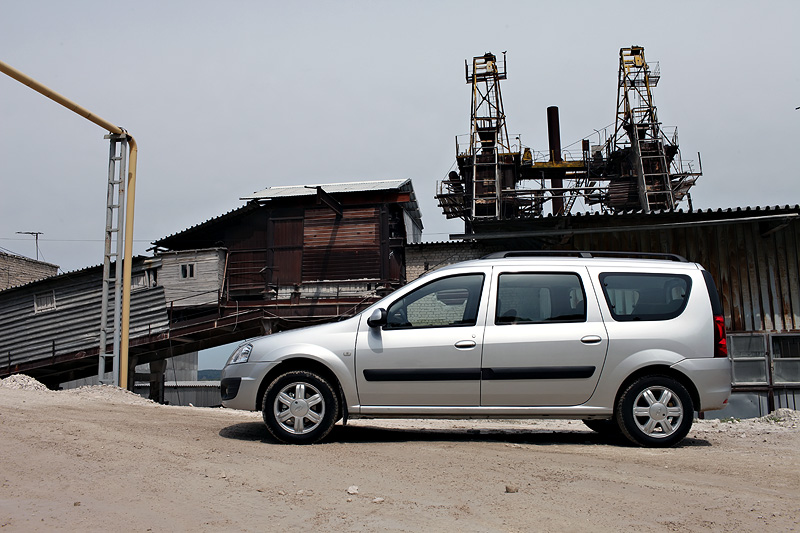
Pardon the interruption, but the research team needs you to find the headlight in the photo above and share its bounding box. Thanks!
[227,343,253,365]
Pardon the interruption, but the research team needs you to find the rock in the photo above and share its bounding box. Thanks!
[505,484,519,493]
[347,485,359,495]
[372,497,385,503]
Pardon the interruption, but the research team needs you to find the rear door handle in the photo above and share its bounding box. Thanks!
[455,340,477,349]
[580,335,603,345]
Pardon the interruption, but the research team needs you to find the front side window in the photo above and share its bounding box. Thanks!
[495,272,586,324]
[385,274,484,329]
[600,273,691,321]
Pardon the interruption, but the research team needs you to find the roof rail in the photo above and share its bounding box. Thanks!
[481,250,688,262]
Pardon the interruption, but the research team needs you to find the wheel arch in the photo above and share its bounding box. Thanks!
[614,364,700,415]
[255,357,347,421]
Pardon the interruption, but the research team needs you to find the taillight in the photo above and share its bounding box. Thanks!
[713,315,727,358]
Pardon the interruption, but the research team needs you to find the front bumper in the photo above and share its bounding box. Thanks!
[220,360,279,411]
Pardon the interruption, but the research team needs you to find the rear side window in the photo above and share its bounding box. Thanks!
[600,272,692,321]
[495,272,586,324]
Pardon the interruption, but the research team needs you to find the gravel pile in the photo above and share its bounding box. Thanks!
[0,374,49,391]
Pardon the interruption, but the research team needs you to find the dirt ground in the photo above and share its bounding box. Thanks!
[1,376,799,532]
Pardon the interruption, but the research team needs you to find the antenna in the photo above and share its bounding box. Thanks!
[15,231,43,261]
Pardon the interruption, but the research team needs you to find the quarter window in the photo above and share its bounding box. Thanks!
[600,273,691,321]
[495,273,586,324]
[385,274,484,329]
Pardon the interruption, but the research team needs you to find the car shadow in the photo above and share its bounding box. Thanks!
[218,422,712,447]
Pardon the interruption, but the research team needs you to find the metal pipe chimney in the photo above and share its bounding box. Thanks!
[547,106,564,214]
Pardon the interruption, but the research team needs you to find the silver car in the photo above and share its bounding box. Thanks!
[221,252,731,447]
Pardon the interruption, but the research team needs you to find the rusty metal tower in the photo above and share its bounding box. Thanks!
[607,46,700,213]
[437,52,523,232]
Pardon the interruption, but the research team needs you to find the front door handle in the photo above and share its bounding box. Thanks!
[581,335,603,345]
[455,340,477,349]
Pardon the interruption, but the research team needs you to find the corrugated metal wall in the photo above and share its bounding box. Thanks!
[0,270,169,369]
[569,219,800,334]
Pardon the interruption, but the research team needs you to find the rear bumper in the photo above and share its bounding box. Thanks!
[671,357,732,411]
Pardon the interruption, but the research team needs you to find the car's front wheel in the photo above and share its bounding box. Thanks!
[616,375,693,447]
[262,370,339,444]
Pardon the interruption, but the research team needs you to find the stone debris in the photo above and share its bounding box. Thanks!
[347,485,359,495]
[0,374,49,391]
[372,497,385,503]
[505,484,519,493]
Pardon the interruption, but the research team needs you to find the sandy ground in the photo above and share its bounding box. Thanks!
[1,375,799,532]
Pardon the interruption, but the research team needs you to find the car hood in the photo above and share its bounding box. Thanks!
[242,314,363,362]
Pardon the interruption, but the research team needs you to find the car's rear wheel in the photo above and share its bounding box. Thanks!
[616,375,693,447]
[262,370,338,444]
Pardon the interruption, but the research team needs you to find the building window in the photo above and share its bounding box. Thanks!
[772,335,800,384]
[34,291,56,313]
[728,334,768,385]
[131,272,148,290]
[180,263,195,279]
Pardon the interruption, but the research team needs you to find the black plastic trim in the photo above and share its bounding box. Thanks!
[220,377,242,401]
[482,366,596,380]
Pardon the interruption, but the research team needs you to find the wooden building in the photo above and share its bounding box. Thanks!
[152,179,422,334]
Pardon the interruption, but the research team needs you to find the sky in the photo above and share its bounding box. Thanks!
[1,1,798,367]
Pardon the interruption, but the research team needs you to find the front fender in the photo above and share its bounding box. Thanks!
[265,343,359,413]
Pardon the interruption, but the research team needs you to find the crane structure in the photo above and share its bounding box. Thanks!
[436,46,702,234]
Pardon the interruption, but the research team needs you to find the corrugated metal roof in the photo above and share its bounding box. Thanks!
[155,179,424,248]
[243,178,423,230]
[241,179,413,200]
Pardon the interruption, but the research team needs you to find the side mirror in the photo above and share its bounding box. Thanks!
[367,308,387,328]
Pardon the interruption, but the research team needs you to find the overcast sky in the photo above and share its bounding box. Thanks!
[2,1,798,273]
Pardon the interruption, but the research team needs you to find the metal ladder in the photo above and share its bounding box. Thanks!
[630,112,674,213]
[471,142,500,219]
[98,134,127,385]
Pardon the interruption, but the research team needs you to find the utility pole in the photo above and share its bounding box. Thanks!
[15,231,43,260]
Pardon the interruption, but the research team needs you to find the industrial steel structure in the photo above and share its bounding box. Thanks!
[436,47,702,232]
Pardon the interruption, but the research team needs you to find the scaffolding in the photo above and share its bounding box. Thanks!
[436,46,702,233]
[605,46,700,213]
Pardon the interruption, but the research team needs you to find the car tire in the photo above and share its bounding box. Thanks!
[582,418,620,435]
[262,370,339,444]
[616,375,693,448]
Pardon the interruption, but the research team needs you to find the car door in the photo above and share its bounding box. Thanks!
[355,270,489,406]
[480,267,609,406]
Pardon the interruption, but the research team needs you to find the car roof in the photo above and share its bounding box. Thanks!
[433,254,701,274]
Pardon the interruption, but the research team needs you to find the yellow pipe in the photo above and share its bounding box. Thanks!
[119,136,136,389]
[0,59,136,389]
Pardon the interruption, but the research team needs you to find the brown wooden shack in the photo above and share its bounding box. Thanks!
[152,179,422,338]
